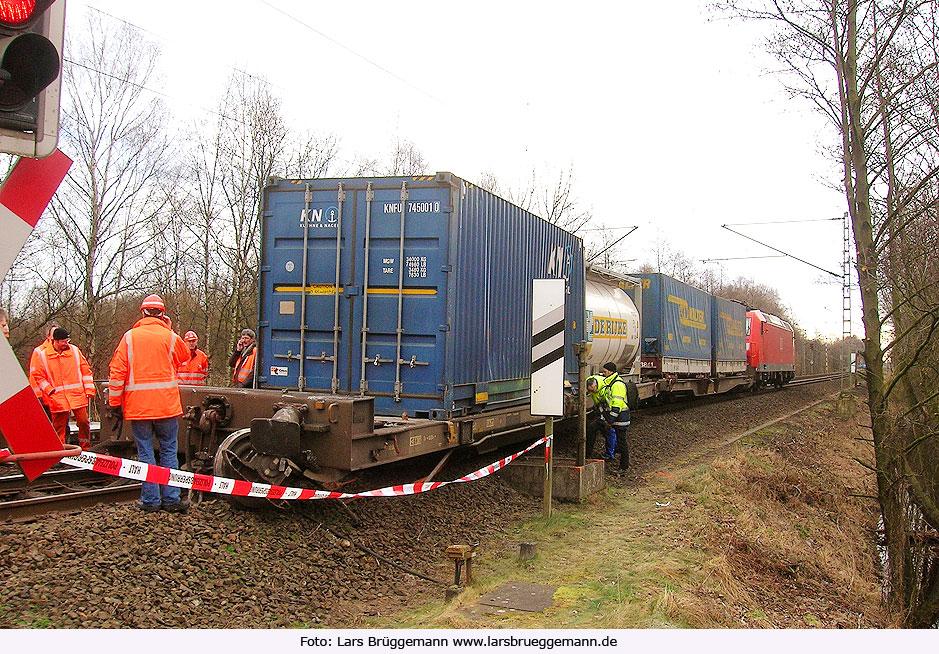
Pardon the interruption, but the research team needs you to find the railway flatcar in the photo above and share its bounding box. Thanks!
[105,173,602,493]
[93,172,798,498]
[746,309,796,386]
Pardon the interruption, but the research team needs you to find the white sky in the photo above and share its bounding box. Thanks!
[65,0,859,339]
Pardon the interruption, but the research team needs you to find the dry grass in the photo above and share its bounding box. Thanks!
[368,394,895,629]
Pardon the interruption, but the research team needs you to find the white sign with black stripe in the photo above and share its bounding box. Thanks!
[531,279,566,417]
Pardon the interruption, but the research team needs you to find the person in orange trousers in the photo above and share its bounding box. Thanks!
[28,327,96,449]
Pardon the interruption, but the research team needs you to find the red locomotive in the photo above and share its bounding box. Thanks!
[746,310,796,387]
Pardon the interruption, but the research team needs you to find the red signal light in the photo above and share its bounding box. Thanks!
[0,1,37,26]
[0,1,57,31]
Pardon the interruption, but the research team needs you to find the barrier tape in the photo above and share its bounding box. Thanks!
[58,436,549,500]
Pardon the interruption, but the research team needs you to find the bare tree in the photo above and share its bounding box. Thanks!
[639,233,701,284]
[354,135,429,176]
[283,130,342,179]
[486,165,594,233]
[718,0,939,625]
[41,12,172,372]
[214,72,289,341]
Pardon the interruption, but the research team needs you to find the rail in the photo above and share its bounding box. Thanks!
[789,372,848,386]
[0,468,141,523]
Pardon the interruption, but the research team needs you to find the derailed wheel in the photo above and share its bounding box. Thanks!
[213,428,284,510]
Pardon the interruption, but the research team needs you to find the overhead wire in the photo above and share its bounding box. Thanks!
[69,4,362,169]
[255,0,445,105]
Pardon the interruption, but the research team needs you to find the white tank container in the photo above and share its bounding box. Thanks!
[585,279,641,369]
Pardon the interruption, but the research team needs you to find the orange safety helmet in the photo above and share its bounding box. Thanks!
[183,330,198,341]
[140,294,165,312]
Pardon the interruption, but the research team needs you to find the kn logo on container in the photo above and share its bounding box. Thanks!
[546,245,573,282]
[298,206,339,227]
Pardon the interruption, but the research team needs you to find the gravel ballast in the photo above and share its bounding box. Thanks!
[0,381,844,628]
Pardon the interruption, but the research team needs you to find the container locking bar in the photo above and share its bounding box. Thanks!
[394,182,408,402]
[360,182,374,395]
[331,183,345,393]
[298,183,312,391]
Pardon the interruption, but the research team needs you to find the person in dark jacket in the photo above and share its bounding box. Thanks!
[229,328,257,388]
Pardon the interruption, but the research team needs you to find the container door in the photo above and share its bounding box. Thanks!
[353,181,450,414]
[262,182,352,392]
[261,179,450,413]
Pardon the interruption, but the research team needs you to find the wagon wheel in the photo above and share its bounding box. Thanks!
[213,428,285,510]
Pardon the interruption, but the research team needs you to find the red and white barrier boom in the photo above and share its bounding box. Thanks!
[0,150,73,480]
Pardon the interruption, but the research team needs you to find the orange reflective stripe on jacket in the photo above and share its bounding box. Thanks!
[29,342,96,413]
[108,317,190,420]
[177,349,209,385]
[232,348,256,386]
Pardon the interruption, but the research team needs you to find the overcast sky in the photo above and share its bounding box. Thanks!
[65,0,859,339]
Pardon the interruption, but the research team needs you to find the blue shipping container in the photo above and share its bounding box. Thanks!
[258,172,585,419]
[637,272,712,375]
[711,296,747,374]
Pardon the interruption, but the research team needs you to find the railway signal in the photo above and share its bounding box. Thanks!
[0,0,65,158]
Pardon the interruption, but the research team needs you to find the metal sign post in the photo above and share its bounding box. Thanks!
[532,279,565,518]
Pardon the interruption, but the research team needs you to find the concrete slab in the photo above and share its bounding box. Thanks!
[499,456,605,501]
[477,581,558,612]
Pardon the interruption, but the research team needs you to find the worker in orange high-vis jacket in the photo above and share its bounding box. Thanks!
[229,328,257,388]
[109,294,191,513]
[28,323,58,410]
[28,327,96,449]
[176,330,209,386]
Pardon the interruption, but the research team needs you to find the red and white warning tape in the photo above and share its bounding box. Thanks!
[58,436,550,500]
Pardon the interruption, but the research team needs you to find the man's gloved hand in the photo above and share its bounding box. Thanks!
[109,405,123,422]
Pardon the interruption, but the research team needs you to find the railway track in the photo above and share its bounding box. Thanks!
[635,371,847,416]
[0,467,141,523]
[788,372,850,386]
[0,373,849,523]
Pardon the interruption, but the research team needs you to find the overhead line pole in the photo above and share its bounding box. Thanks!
[840,212,853,409]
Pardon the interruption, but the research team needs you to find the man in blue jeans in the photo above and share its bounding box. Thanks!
[130,419,185,510]
[599,362,631,471]
[108,294,191,512]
